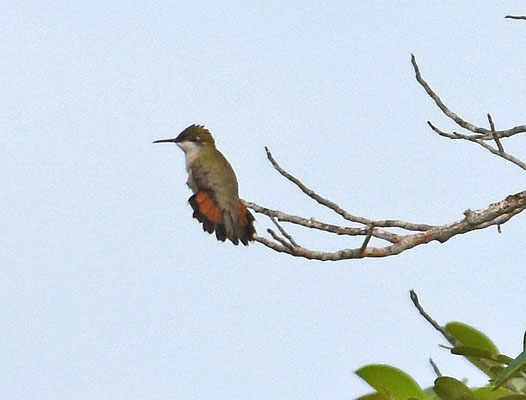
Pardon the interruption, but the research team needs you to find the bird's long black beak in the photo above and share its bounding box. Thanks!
[153,138,179,144]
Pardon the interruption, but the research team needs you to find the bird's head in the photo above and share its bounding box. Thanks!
[153,125,215,153]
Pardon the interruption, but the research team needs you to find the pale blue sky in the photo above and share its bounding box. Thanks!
[2,2,525,399]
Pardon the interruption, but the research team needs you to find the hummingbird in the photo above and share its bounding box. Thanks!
[154,125,256,245]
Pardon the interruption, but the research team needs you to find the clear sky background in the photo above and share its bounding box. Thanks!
[2,2,525,399]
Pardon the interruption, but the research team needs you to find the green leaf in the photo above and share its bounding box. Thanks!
[497,396,526,400]
[446,323,501,378]
[446,323,499,355]
[492,351,526,389]
[471,386,524,400]
[424,386,441,400]
[433,377,474,400]
[489,366,505,376]
[452,346,497,360]
[356,364,425,400]
[356,393,390,400]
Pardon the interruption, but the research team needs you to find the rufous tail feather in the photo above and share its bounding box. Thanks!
[188,191,255,245]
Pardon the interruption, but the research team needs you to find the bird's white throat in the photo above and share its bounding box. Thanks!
[177,141,201,171]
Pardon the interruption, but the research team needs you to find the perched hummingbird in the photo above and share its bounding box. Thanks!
[154,125,256,245]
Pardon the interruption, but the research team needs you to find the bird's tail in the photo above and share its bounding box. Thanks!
[189,191,256,245]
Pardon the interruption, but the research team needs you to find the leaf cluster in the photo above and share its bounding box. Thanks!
[356,324,526,400]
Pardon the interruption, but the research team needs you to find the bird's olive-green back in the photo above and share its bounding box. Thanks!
[190,145,240,209]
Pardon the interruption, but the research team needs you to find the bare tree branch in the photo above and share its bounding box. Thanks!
[244,201,402,243]
[249,190,525,261]
[246,54,525,261]
[411,54,526,140]
[505,15,526,20]
[412,54,526,170]
[427,122,526,171]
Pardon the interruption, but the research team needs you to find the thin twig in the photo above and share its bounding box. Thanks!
[488,113,504,154]
[245,201,401,243]
[505,15,526,20]
[271,217,299,247]
[409,290,458,345]
[429,358,443,377]
[263,148,437,231]
[264,146,370,225]
[359,225,374,254]
[469,140,526,170]
[412,54,484,135]
[267,228,293,250]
